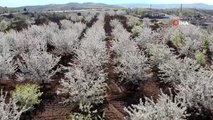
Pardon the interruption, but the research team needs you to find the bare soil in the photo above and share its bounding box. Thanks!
[0,14,212,120]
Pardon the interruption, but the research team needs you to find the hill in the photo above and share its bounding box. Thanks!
[16,2,121,12]
[119,3,213,10]
[0,6,16,14]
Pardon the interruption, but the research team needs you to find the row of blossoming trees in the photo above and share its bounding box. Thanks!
[113,18,213,119]
[0,12,105,119]
[109,15,213,119]
[0,10,213,120]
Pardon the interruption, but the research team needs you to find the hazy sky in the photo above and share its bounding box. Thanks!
[1,0,213,7]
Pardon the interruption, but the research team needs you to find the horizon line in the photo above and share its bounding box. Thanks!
[1,2,213,8]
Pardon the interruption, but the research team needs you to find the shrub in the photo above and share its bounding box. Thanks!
[158,50,213,111]
[17,51,61,82]
[0,32,4,38]
[2,27,48,56]
[195,50,206,65]
[135,8,144,15]
[208,32,213,52]
[134,27,160,50]
[177,69,213,111]
[125,15,142,27]
[111,20,149,83]
[76,18,107,73]
[106,10,116,16]
[0,39,17,79]
[69,101,104,120]
[59,20,73,30]
[83,18,105,41]
[0,20,10,32]
[49,29,80,55]
[0,53,17,79]
[202,35,209,50]
[164,25,203,43]
[110,19,122,29]
[58,18,107,104]
[60,20,86,31]
[179,37,202,58]
[164,25,204,57]
[115,10,126,15]
[43,22,59,32]
[170,31,184,48]
[49,22,86,56]
[12,84,42,110]
[83,13,95,23]
[111,19,131,45]
[0,90,31,120]
[207,24,213,34]
[142,18,151,28]
[34,15,49,25]
[124,92,188,120]
[58,66,106,104]
[76,40,107,74]
[132,25,142,37]
[159,57,199,85]
[115,51,149,84]
[66,13,83,22]
[146,43,174,66]
[111,20,136,55]
[10,18,30,31]
[112,37,138,56]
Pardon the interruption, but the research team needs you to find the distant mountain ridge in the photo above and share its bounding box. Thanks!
[15,2,121,12]
[119,3,213,10]
[3,2,213,12]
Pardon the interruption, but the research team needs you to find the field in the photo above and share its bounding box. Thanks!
[0,10,213,120]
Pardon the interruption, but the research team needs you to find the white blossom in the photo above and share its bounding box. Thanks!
[58,67,106,104]
[159,57,199,85]
[49,22,86,55]
[111,20,148,83]
[164,25,204,57]
[66,13,83,22]
[115,51,149,83]
[126,15,142,27]
[115,10,126,15]
[76,17,107,73]
[142,18,151,28]
[0,38,17,79]
[17,51,60,82]
[0,90,31,120]
[177,69,213,111]
[124,92,187,120]
[146,43,174,65]
[2,27,47,55]
[135,27,160,50]
[111,19,133,55]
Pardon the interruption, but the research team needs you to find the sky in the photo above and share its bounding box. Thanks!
[0,0,213,7]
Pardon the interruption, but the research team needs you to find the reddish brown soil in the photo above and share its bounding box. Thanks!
[78,14,98,40]
[0,79,73,120]
[138,66,176,102]
[103,15,145,120]
[104,15,127,119]
[22,103,74,120]
[186,106,213,120]
[1,14,212,120]
[206,48,212,66]
[20,15,102,119]
[102,15,182,119]
[113,15,132,33]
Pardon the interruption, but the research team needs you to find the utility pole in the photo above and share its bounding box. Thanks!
[179,4,183,19]
[150,4,152,16]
